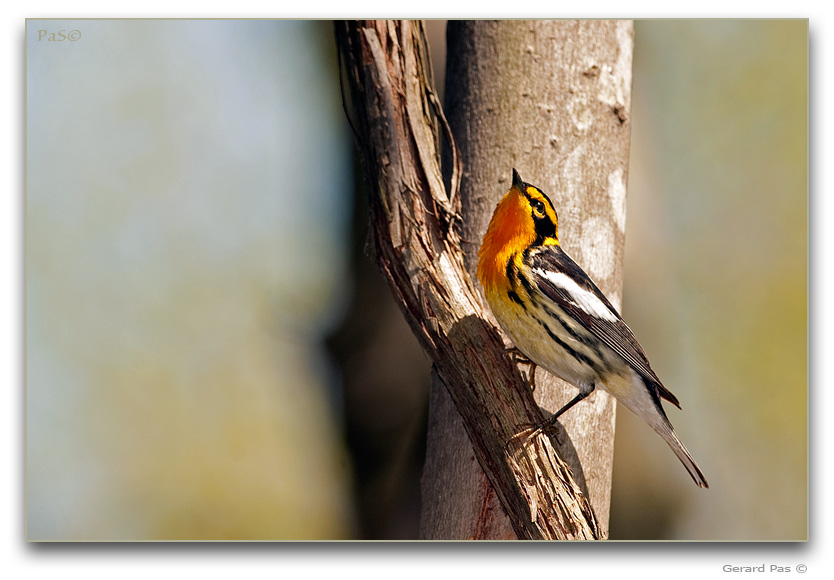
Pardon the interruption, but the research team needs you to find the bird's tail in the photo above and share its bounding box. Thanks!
[601,372,709,488]
[653,420,709,488]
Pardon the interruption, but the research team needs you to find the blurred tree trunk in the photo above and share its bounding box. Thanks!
[335,19,602,540]
[420,20,634,539]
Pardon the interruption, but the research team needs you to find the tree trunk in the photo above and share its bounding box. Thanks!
[421,20,634,539]
[335,19,602,540]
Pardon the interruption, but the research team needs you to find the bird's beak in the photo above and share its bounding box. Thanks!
[512,168,525,192]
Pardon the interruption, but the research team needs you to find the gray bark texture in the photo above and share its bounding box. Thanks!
[335,20,603,540]
[420,20,634,539]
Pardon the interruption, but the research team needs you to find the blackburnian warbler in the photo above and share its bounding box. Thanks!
[477,169,708,488]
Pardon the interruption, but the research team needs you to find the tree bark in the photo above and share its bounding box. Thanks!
[421,20,633,539]
[335,19,601,540]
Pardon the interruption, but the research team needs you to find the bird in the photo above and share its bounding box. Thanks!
[477,168,708,488]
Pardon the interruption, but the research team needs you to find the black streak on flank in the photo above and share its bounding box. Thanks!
[505,259,517,286]
[505,259,525,309]
[534,316,599,371]
[538,300,598,350]
[508,289,525,308]
[518,270,538,307]
[535,300,609,374]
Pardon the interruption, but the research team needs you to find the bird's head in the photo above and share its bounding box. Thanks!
[477,169,560,291]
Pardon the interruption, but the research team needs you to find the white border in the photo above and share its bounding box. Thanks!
[6,2,828,578]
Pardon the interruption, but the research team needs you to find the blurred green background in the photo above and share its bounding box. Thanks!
[26,19,806,540]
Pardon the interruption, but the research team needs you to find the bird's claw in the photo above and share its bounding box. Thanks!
[506,418,562,451]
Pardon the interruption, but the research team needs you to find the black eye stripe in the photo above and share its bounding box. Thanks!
[524,191,557,244]
[525,186,556,212]
[526,194,546,214]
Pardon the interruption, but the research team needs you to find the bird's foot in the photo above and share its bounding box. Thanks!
[506,416,562,450]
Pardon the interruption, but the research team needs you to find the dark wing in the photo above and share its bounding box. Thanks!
[528,245,681,408]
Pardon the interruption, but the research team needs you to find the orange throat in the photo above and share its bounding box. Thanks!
[477,194,535,294]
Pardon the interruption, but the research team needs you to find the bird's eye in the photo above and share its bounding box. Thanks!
[531,199,545,214]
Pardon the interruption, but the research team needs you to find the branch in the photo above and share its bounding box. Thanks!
[335,19,601,540]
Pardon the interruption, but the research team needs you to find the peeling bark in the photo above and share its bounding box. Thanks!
[336,20,603,540]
